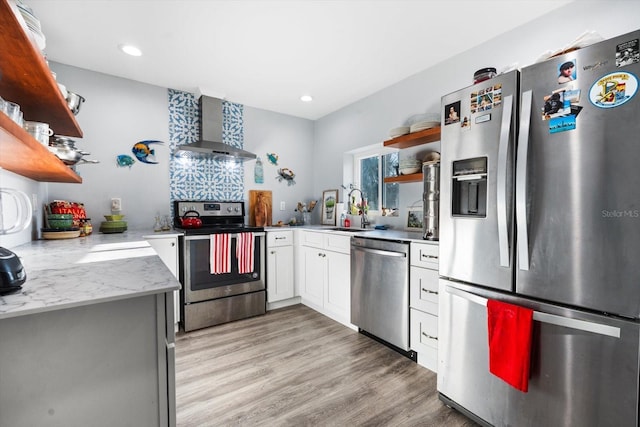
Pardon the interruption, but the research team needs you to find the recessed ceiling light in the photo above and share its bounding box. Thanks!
[118,44,142,57]
[300,95,313,102]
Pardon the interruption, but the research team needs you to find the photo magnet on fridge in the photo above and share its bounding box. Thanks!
[558,59,577,84]
[549,115,576,134]
[616,39,639,68]
[445,101,461,125]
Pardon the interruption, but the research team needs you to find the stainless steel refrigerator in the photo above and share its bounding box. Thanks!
[437,30,640,427]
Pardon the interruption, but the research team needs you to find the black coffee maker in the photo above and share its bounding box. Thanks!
[0,246,26,295]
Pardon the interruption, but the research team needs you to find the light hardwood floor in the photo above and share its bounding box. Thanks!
[175,304,477,427]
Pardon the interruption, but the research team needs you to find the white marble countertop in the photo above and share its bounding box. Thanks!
[265,225,438,244]
[0,230,181,320]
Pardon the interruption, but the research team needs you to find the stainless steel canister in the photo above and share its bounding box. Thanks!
[422,162,440,240]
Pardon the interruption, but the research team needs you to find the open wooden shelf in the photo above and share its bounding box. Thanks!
[384,173,423,184]
[383,126,441,149]
[0,112,81,183]
[0,0,82,183]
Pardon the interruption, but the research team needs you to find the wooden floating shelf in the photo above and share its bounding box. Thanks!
[383,126,441,149]
[0,112,81,183]
[0,0,82,183]
[384,173,423,184]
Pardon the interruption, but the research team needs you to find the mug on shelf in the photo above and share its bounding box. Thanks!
[3,101,22,125]
[24,121,54,146]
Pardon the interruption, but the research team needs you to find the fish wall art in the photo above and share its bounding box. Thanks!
[116,154,136,168]
[132,140,164,164]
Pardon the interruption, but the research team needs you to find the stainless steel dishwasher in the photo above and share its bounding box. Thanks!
[351,236,415,360]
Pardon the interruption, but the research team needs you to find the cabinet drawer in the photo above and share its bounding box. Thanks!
[267,230,293,247]
[410,266,439,315]
[323,233,351,254]
[410,242,439,270]
[300,231,324,248]
[410,308,438,351]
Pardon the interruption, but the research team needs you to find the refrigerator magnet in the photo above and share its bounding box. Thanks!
[492,83,502,108]
[616,39,639,68]
[589,71,638,108]
[445,101,461,125]
[541,89,571,120]
[549,115,576,134]
[461,116,471,130]
[558,60,577,84]
[475,113,491,124]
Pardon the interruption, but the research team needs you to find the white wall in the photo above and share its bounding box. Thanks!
[47,62,171,231]
[313,1,640,227]
[243,106,315,224]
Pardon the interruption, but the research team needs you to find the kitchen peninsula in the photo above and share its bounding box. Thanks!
[0,232,180,427]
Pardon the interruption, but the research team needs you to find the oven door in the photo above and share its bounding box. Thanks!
[182,232,265,304]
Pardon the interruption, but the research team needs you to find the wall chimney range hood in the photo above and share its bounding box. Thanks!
[176,96,256,160]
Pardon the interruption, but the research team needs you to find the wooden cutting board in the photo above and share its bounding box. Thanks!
[248,190,272,227]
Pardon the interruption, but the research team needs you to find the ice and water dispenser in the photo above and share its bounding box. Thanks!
[451,157,487,217]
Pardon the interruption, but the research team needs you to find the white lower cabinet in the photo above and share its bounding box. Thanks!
[301,245,326,307]
[324,250,350,318]
[145,235,181,325]
[410,308,439,371]
[267,245,294,302]
[298,230,352,328]
[267,231,295,306]
[409,241,439,372]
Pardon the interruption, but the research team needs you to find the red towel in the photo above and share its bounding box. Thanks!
[487,299,533,392]
[210,234,231,274]
[236,232,255,274]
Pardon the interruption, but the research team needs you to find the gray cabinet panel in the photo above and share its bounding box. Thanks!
[0,294,172,427]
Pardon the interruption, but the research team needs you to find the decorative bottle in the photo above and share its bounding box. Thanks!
[254,157,264,184]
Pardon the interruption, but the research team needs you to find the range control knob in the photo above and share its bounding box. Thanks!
[227,207,233,212]
[234,207,240,213]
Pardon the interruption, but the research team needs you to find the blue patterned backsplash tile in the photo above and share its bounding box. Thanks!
[168,89,245,204]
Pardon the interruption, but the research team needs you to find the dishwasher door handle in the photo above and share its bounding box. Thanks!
[352,246,407,258]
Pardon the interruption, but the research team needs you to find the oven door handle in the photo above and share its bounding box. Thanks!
[184,232,266,240]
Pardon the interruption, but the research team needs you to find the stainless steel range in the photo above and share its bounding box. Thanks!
[173,200,265,332]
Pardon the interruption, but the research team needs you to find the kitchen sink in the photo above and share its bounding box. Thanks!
[329,227,374,233]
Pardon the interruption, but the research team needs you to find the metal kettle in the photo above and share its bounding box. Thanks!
[179,210,203,228]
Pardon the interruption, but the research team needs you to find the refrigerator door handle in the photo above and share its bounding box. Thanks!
[445,285,621,338]
[497,94,513,267]
[516,90,532,270]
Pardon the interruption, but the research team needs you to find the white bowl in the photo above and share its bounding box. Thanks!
[399,166,421,175]
[389,126,410,137]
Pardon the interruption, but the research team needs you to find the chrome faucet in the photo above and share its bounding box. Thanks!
[348,187,370,229]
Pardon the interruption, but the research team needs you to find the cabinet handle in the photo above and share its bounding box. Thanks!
[421,288,438,295]
[422,332,438,341]
[275,237,286,240]
[421,253,438,260]
[171,242,175,247]
[270,250,276,255]
[318,253,326,257]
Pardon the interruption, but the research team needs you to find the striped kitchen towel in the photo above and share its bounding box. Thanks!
[210,234,231,274]
[236,232,255,274]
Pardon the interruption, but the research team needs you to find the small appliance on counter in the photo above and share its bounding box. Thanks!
[0,246,26,295]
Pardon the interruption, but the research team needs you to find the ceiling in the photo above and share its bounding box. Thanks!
[28,0,572,120]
